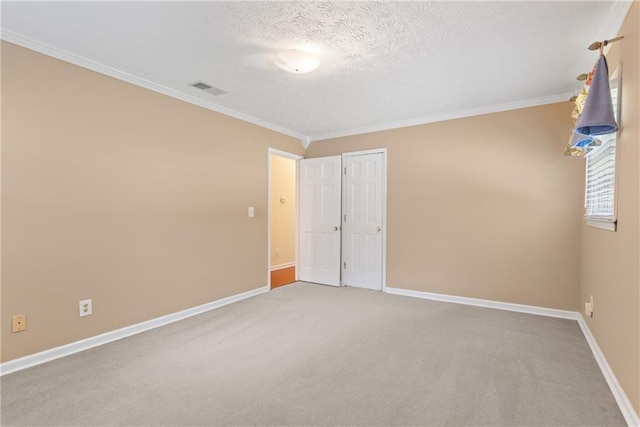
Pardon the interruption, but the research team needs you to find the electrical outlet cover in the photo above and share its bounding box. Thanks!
[12,315,27,332]
[585,302,593,316]
[79,299,92,317]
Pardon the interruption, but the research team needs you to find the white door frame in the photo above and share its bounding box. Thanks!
[341,148,387,291]
[267,148,303,289]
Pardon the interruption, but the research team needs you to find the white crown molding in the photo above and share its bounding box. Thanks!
[309,92,574,142]
[0,29,308,147]
[1,0,632,152]
[602,1,633,41]
[0,29,574,151]
[308,0,633,144]
[385,286,640,426]
[0,285,269,376]
[577,0,632,84]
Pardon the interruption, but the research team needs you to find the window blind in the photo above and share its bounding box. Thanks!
[585,138,616,219]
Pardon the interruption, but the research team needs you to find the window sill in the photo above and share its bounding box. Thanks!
[585,219,617,231]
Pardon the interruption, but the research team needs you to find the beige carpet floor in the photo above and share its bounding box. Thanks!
[0,282,626,426]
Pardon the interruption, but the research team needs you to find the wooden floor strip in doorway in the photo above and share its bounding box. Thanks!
[271,267,296,289]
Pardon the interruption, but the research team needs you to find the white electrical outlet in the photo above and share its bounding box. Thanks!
[585,295,594,317]
[79,299,92,317]
[248,207,255,217]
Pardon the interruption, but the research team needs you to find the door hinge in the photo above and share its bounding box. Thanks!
[344,167,347,175]
[344,214,346,222]
[343,261,346,269]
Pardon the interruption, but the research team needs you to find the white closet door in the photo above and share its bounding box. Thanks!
[342,153,383,290]
[298,156,342,286]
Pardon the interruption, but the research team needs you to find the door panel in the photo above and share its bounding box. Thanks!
[298,156,342,286]
[343,153,383,290]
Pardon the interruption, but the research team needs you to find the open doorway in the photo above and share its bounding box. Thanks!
[268,149,302,289]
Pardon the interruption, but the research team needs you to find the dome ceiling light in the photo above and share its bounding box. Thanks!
[274,49,320,74]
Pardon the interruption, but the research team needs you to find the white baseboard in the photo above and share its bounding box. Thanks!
[0,285,270,376]
[2,283,637,425]
[385,287,578,320]
[385,286,639,426]
[577,316,640,427]
[270,262,296,272]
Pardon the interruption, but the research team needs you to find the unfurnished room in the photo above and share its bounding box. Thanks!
[0,1,639,426]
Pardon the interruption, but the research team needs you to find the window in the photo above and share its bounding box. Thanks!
[585,137,616,217]
[584,70,619,231]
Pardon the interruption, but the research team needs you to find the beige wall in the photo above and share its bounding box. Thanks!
[0,42,304,362]
[307,103,584,311]
[270,155,296,268]
[580,1,640,416]
[3,10,638,415]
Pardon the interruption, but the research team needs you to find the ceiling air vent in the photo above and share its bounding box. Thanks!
[189,81,227,96]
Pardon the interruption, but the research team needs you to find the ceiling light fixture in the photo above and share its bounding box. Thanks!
[274,49,320,74]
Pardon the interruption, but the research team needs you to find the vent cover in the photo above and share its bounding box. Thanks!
[190,81,227,96]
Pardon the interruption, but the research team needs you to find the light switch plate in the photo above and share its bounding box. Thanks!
[248,207,255,217]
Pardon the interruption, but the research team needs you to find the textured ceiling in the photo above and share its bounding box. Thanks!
[1,1,631,144]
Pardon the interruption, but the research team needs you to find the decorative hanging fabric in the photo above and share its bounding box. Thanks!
[563,129,601,157]
[564,133,587,157]
[563,36,622,158]
[575,54,618,136]
[572,87,589,119]
[564,65,596,157]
